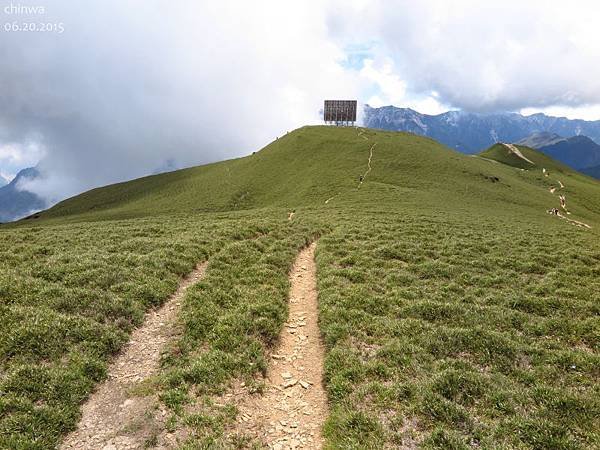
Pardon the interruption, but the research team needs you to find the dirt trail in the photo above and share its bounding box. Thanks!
[358,142,376,188]
[556,211,592,229]
[226,243,327,449]
[503,143,535,165]
[60,262,208,450]
[324,127,375,204]
[471,155,499,164]
[545,171,592,229]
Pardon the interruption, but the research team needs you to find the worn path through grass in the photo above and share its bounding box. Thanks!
[224,242,328,449]
[60,262,208,450]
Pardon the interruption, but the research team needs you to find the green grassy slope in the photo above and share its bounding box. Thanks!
[478,143,537,170]
[2,126,600,448]
[479,143,600,222]
[31,127,600,226]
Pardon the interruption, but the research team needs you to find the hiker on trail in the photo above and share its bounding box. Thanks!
[359,175,364,183]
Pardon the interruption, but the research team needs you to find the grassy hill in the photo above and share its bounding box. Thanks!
[30,126,522,221]
[1,126,599,448]
[479,142,600,220]
[31,127,600,225]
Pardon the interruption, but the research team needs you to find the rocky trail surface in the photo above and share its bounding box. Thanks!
[544,169,592,229]
[224,242,328,449]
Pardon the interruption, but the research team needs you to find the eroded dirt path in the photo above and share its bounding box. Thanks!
[503,143,535,165]
[358,142,376,188]
[228,242,327,449]
[61,262,208,450]
[545,171,592,229]
[325,127,376,204]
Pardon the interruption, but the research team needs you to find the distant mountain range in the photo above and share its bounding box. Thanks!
[363,105,600,154]
[515,132,566,149]
[0,167,46,223]
[513,132,600,178]
[0,162,184,222]
[525,135,600,170]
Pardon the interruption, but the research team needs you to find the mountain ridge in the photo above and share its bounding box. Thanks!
[516,131,566,149]
[363,105,600,153]
[0,167,46,223]
[537,135,600,171]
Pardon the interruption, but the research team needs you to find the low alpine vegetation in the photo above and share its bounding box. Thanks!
[1,126,598,448]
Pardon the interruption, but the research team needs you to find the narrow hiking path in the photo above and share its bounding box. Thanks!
[226,242,327,449]
[544,169,592,229]
[61,262,208,450]
[471,155,499,164]
[358,142,376,188]
[325,127,376,204]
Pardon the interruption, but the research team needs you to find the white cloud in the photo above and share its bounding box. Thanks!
[0,141,45,182]
[360,58,407,106]
[333,0,600,114]
[0,172,12,185]
[358,58,449,114]
[520,105,600,121]
[0,0,361,202]
[0,142,44,166]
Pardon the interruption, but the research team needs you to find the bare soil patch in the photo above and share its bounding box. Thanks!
[503,143,535,165]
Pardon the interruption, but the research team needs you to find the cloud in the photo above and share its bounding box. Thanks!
[360,58,407,106]
[359,58,449,114]
[349,0,600,113]
[0,0,360,203]
[0,141,45,181]
[520,104,600,121]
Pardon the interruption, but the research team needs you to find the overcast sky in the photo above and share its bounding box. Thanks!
[2,0,600,203]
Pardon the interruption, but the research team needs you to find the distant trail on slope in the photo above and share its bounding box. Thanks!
[324,127,376,204]
[224,242,328,448]
[556,211,592,229]
[358,142,377,188]
[471,155,499,164]
[61,262,208,450]
[503,143,535,165]
[545,170,592,229]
